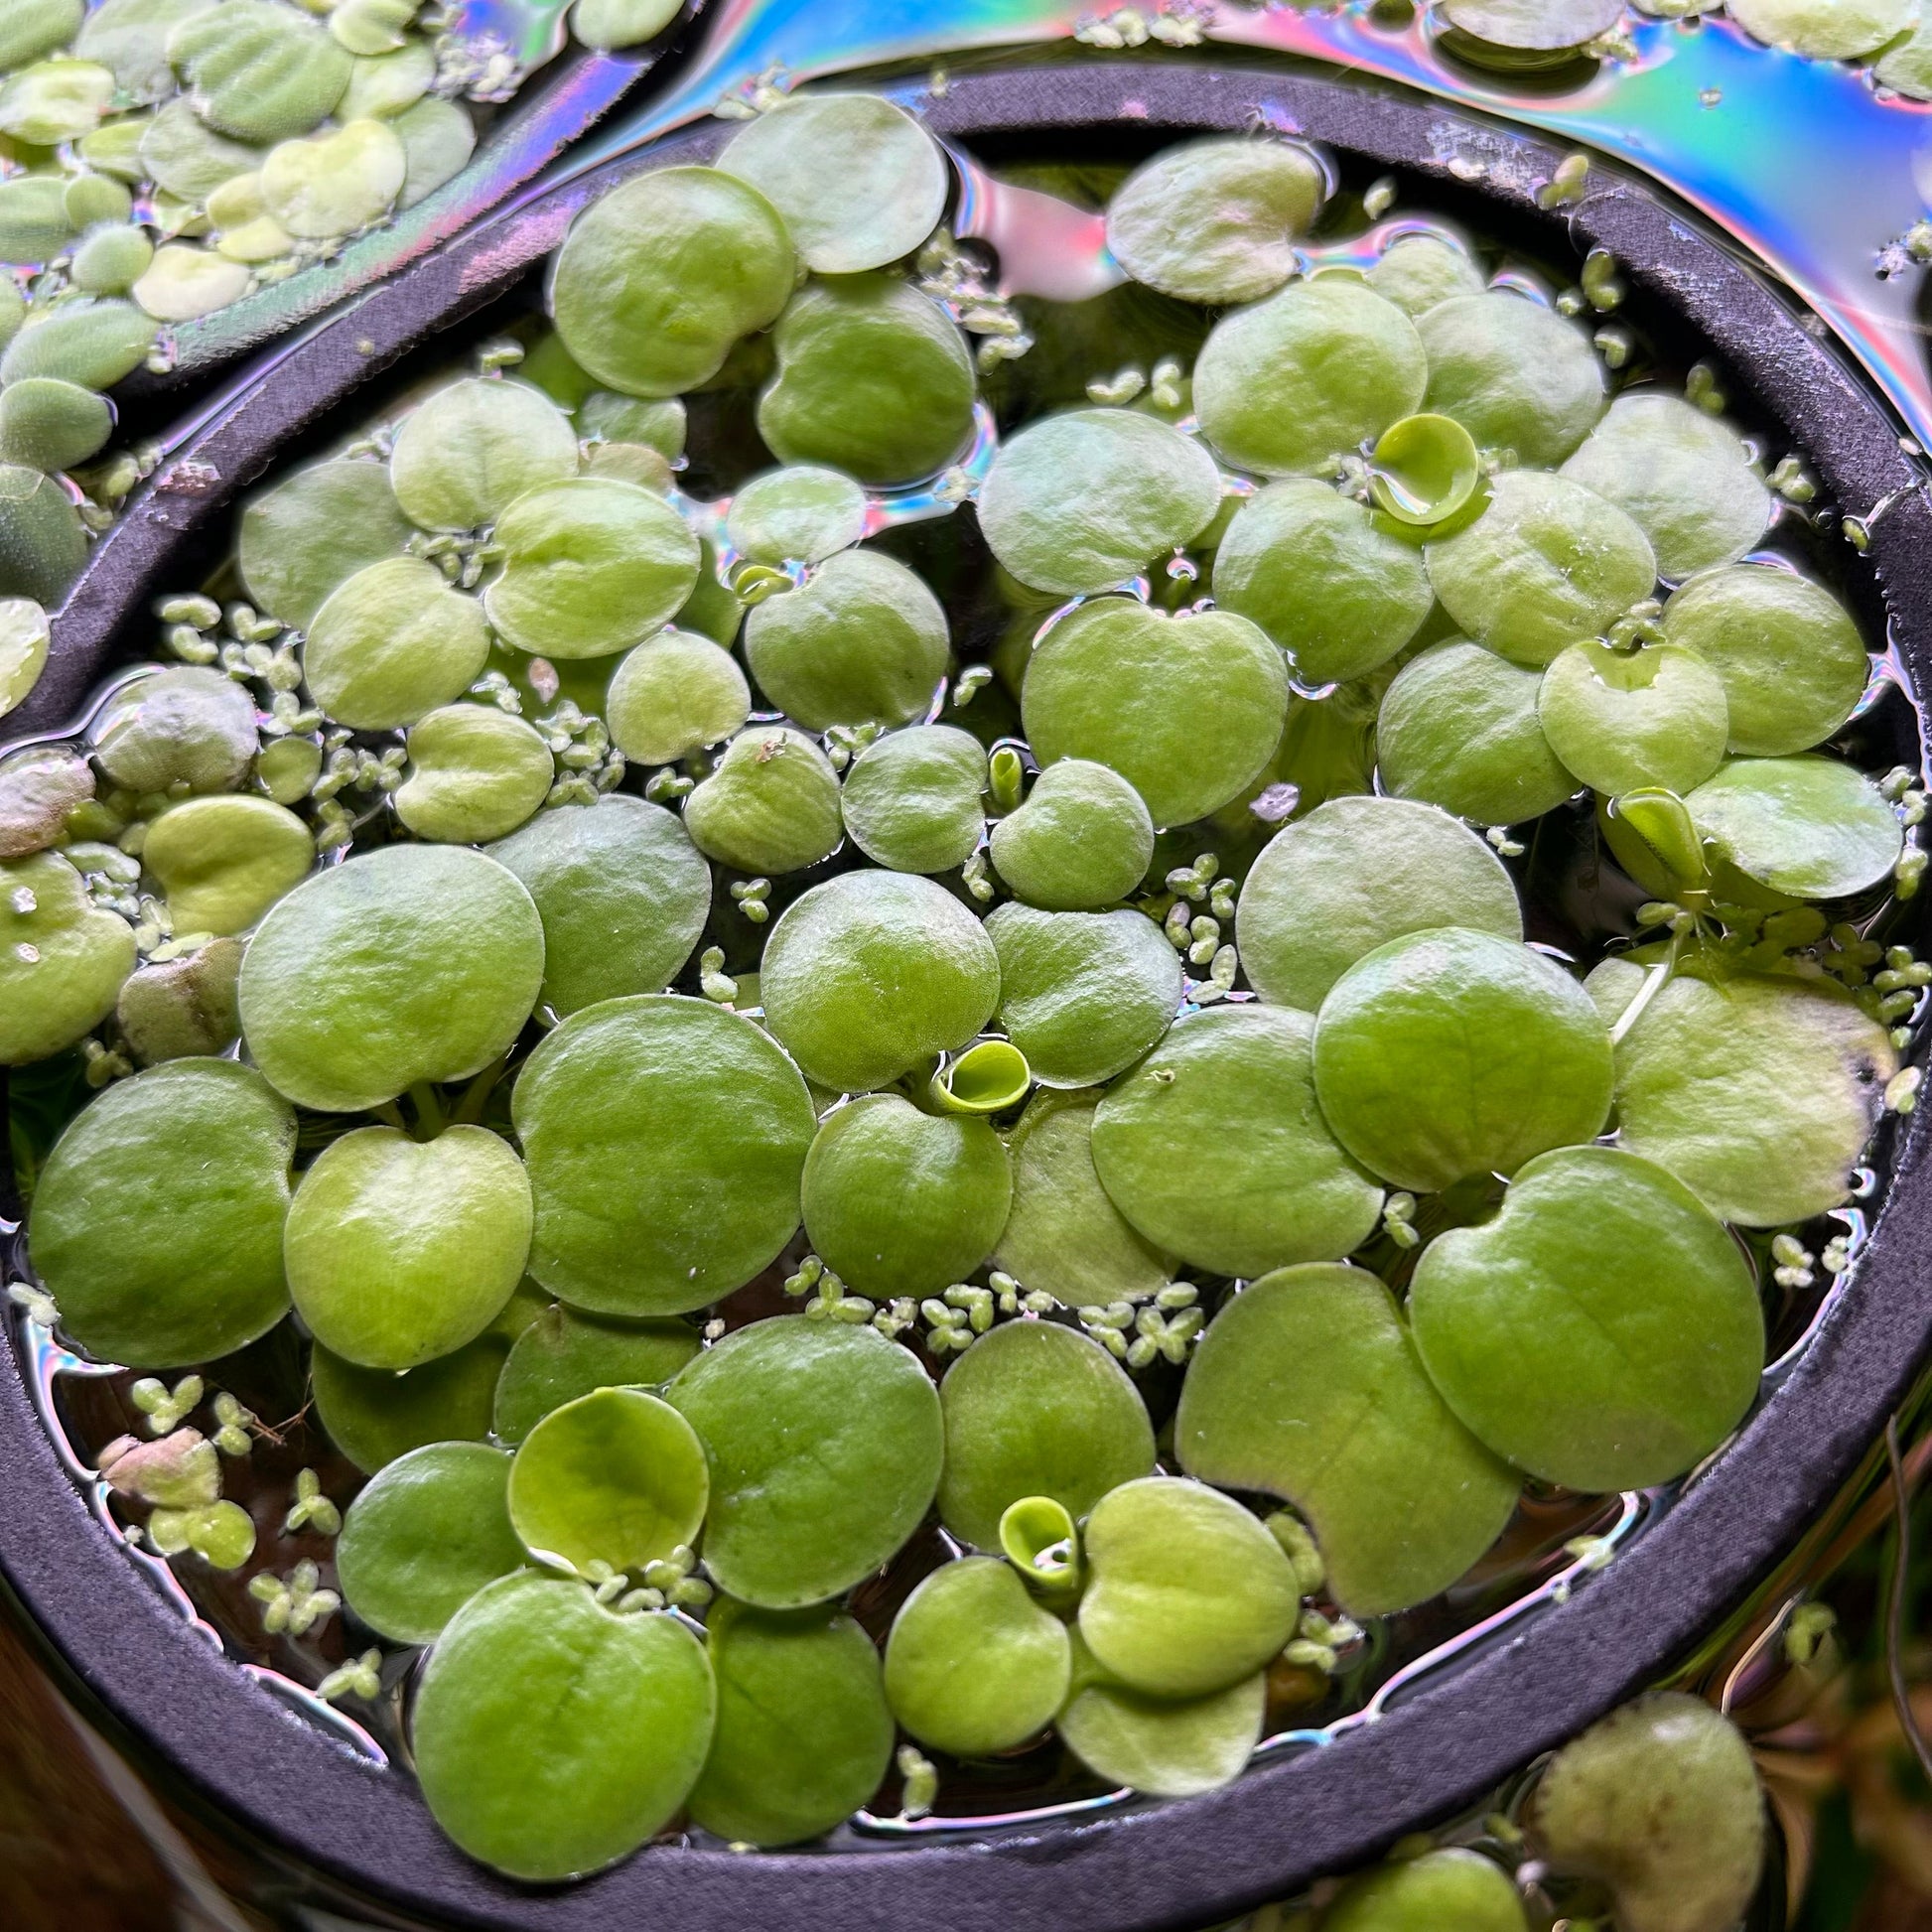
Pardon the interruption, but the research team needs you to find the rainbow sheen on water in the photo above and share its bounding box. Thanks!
[536,0,1932,457]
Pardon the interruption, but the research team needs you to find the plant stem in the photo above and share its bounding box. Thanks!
[408,1081,444,1141]
[453,1055,508,1126]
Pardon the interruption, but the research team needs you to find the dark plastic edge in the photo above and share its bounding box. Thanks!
[1,59,1929,1932]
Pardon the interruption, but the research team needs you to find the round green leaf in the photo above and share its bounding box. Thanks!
[1424,468,1657,669]
[759,869,1000,1092]
[508,1387,708,1576]
[1078,1477,1299,1698]
[840,724,987,874]
[1410,1145,1762,1490]
[1238,795,1522,1011]
[994,1090,1172,1308]
[313,1330,512,1474]
[587,444,673,488]
[759,274,976,486]
[1366,230,1487,317]
[1687,757,1902,900]
[0,849,136,1064]
[1728,0,1911,56]
[412,1574,715,1880]
[988,902,1178,1090]
[801,1093,1012,1300]
[29,1058,293,1368]
[745,548,948,732]
[1377,639,1579,826]
[484,478,699,659]
[151,1498,256,1571]
[1107,137,1323,305]
[137,97,263,202]
[389,377,579,533]
[493,1305,701,1447]
[725,465,867,567]
[258,118,406,240]
[884,1556,1070,1757]
[1561,392,1771,582]
[91,665,258,795]
[240,843,540,1113]
[667,1316,943,1608]
[1024,599,1288,828]
[719,92,947,276]
[988,759,1155,910]
[571,0,683,50]
[117,936,243,1067]
[1588,957,1894,1226]
[1659,564,1870,758]
[392,94,475,209]
[1537,640,1730,797]
[1438,0,1622,53]
[1176,1263,1518,1615]
[606,628,751,768]
[1092,1005,1383,1276]
[142,794,314,936]
[0,462,85,603]
[1212,478,1433,687]
[978,407,1222,598]
[285,1124,530,1370]
[682,724,844,874]
[1319,1849,1530,1932]
[937,1317,1155,1551]
[0,742,87,861]
[67,171,135,229]
[395,704,554,844]
[1058,1633,1266,1799]
[513,995,814,1315]
[1312,926,1613,1192]
[335,1442,522,1643]
[687,1597,895,1847]
[1876,16,1932,95]
[486,795,710,1017]
[1416,292,1605,468]
[340,39,437,118]
[553,166,795,397]
[0,595,49,721]
[1530,1694,1766,1932]
[1195,277,1427,479]
[579,390,686,457]
[304,556,489,730]
[238,455,413,630]
[132,243,251,326]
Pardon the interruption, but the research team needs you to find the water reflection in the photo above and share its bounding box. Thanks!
[539,0,1932,451]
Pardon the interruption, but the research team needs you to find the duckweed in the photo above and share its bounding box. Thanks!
[0,0,683,612]
[1106,137,1324,305]
[4,107,1911,1886]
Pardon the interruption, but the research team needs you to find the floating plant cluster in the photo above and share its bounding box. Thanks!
[0,0,690,617]
[0,90,1916,1904]
[1322,0,1932,86]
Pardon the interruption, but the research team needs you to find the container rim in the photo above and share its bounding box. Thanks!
[3,57,1930,1932]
